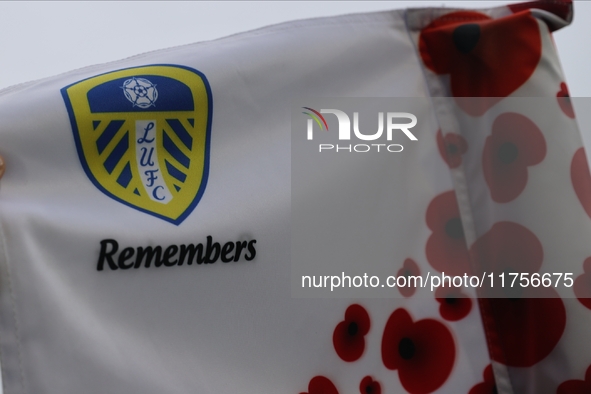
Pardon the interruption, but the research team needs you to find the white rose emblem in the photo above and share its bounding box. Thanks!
[122,77,158,109]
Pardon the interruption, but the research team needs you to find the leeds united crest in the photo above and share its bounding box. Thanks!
[61,65,212,225]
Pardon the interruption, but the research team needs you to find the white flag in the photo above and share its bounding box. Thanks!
[0,1,587,393]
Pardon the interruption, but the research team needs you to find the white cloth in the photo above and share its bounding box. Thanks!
[0,1,586,393]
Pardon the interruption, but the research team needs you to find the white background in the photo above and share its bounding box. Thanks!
[0,1,590,95]
[0,1,590,392]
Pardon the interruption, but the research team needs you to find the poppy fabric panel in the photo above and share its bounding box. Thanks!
[409,0,591,392]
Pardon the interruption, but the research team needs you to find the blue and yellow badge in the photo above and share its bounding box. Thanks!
[61,65,212,225]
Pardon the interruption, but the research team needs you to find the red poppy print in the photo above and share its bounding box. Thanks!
[480,288,566,367]
[571,148,591,219]
[482,113,546,203]
[574,257,591,310]
[469,365,497,394]
[470,221,543,278]
[425,191,471,276]
[557,82,575,118]
[359,376,381,394]
[333,304,370,362]
[471,222,565,366]
[419,11,541,116]
[557,363,591,394]
[381,308,455,394]
[397,258,421,298]
[300,376,339,394]
[435,286,472,321]
[437,129,468,169]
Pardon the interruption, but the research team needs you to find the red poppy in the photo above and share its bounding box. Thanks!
[480,287,566,367]
[437,129,468,169]
[557,82,575,118]
[482,113,546,203]
[435,286,472,321]
[472,221,565,366]
[419,11,541,116]
[574,257,591,310]
[381,308,455,394]
[468,365,497,394]
[425,191,471,276]
[557,363,591,394]
[300,376,339,394]
[397,258,421,298]
[359,376,381,394]
[571,148,591,219]
[333,304,370,362]
[470,221,543,278]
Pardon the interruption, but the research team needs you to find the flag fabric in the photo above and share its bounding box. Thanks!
[0,1,589,393]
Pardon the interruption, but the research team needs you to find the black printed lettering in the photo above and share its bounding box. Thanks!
[162,245,179,267]
[135,246,162,268]
[234,241,247,262]
[221,242,234,263]
[96,237,257,272]
[118,247,135,269]
[97,239,119,271]
[178,243,204,266]
[245,240,257,261]
[204,236,220,264]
